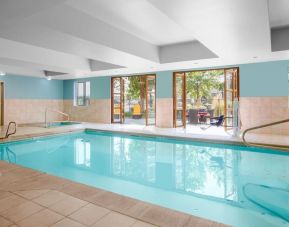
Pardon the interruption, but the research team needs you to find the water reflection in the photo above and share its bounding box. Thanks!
[74,138,91,168]
[109,138,238,202]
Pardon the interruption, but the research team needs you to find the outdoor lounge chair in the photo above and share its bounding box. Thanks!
[201,115,225,130]
[132,104,142,119]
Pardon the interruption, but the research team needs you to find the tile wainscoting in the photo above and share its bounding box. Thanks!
[239,97,289,135]
[4,99,64,124]
[156,98,173,128]
[6,97,288,136]
[63,99,111,123]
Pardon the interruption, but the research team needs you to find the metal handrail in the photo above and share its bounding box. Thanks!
[0,121,17,139]
[5,121,17,138]
[45,109,69,127]
[242,118,289,151]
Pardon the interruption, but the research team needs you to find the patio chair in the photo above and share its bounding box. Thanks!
[200,115,225,130]
[132,104,142,119]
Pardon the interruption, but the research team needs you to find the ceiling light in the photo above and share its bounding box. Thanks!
[46,76,52,81]
[0,71,6,76]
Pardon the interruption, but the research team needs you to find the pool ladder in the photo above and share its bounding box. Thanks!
[0,121,17,139]
[242,118,289,151]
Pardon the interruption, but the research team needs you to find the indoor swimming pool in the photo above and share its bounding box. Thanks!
[0,130,288,227]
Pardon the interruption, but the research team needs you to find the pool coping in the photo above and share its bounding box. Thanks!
[0,124,288,151]
[0,126,245,146]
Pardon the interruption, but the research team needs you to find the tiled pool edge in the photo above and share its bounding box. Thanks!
[0,161,230,227]
[1,125,288,152]
[0,126,243,146]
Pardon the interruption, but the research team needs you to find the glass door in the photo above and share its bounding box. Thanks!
[146,75,156,125]
[111,77,124,123]
[173,73,186,127]
[224,68,239,129]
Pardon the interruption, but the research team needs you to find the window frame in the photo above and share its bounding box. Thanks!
[74,81,90,106]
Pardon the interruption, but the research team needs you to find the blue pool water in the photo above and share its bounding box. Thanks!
[47,121,80,127]
[1,131,288,227]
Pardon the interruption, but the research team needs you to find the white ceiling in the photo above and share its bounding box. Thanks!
[0,0,288,79]
[268,0,289,28]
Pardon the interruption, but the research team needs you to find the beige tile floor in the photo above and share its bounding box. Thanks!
[0,161,229,227]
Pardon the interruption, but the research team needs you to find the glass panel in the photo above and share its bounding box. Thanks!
[226,91,233,109]
[147,77,156,125]
[85,81,90,105]
[226,71,233,90]
[113,94,121,122]
[226,109,233,127]
[175,74,184,127]
[76,82,85,106]
[123,76,146,125]
[186,70,224,126]
[113,79,121,93]
[175,110,183,126]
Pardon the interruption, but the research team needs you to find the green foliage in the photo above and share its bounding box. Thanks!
[186,70,223,100]
[126,76,146,100]
[126,76,146,111]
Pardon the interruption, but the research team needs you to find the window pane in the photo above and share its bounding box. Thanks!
[77,82,84,97]
[86,81,90,97]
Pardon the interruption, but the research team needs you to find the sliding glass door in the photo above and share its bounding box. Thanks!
[224,68,239,129]
[146,76,156,125]
[173,68,239,129]
[111,75,156,126]
[111,77,124,123]
[173,73,186,127]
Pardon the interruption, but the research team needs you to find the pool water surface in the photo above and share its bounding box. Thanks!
[0,131,288,227]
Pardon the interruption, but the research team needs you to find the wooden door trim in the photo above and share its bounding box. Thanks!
[0,82,4,126]
[173,72,186,128]
[111,74,156,126]
[145,75,156,126]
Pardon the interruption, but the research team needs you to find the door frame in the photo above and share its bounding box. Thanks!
[173,72,186,128]
[173,67,239,128]
[145,75,157,126]
[0,82,4,126]
[111,74,157,126]
[111,77,124,124]
[224,68,240,129]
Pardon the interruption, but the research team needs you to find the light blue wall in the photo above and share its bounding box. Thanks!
[63,76,111,99]
[1,75,63,99]
[156,71,173,99]
[239,60,289,97]
[62,60,289,100]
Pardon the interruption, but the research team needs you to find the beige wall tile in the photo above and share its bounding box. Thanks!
[63,99,111,123]
[240,97,289,135]
[156,98,173,128]
[4,99,64,124]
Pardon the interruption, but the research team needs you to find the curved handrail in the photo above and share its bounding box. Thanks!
[45,109,69,127]
[242,183,289,222]
[5,121,17,138]
[242,118,289,151]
